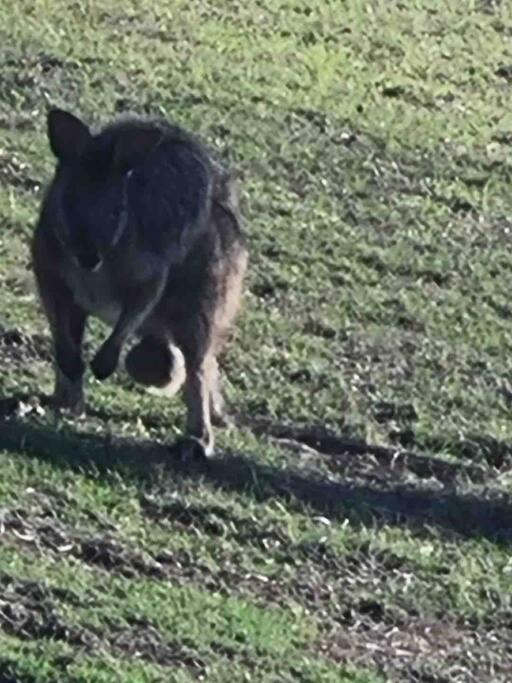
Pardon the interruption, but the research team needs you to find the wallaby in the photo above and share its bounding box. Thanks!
[31,109,248,459]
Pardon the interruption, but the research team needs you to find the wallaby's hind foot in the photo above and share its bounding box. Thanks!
[125,337,186,395]
[172,436,211,463]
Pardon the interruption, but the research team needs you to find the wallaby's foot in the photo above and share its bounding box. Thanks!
[91,340,120,380]
[172,436,213,462]
[52,368,85,416]
[125,337,186,394]
[179,359,216,461]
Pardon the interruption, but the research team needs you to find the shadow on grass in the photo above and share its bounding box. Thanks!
[0,398,511,546]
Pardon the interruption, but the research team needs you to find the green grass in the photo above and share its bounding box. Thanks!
[0,1,512,681]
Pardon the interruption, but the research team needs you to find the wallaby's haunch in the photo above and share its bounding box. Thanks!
[32,109,247,459]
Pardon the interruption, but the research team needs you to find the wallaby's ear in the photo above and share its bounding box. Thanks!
[113,126,162,171]
[47,109,91,161]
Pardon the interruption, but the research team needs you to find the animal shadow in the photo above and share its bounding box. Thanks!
[0,393,511,546]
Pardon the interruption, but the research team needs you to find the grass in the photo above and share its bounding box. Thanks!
[0,0,511,681]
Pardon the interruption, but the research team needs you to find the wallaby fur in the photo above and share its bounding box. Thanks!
[31,108,247,458]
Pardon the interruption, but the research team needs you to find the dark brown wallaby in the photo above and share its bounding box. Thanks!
[31,109,247,459]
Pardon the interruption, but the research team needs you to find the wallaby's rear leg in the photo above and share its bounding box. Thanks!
[165,318,216,459]
[33,260,87,414]
[126,332,214,459]
[178,353,216,459]
[210,357,233,427]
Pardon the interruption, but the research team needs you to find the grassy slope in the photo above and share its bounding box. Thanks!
[0,0,511,681]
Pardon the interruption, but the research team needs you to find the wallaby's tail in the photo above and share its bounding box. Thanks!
[125,337,186,396]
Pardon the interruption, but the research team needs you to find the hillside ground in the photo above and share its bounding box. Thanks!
[0,1,511,681]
